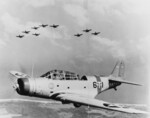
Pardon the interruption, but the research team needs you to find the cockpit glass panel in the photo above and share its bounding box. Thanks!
[40,70,81,80]
[81,76,87,80]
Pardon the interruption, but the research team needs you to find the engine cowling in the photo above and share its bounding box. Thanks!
[17,78,30,95]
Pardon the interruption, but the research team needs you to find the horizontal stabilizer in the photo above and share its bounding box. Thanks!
[109,78,142,86]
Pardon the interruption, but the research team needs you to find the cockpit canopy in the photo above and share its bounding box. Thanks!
[40,70,81,80]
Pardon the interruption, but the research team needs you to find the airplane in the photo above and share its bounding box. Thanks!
[39,24,48,28]
[31,27,39,30]
[74,33,83,37]
[22,31,30,34]
[16,35,24,38]
[32,33,40,36]
[92,32,100,35]
[83,29,92,33]
[50,24,59,28]
[9,61,147,114]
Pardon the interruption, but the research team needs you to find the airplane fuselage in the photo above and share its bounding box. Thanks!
[16,75,109,100]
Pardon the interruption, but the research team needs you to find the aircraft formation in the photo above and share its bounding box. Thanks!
[74,29,101,37]
[16,24,59,38]
[16,24,101,38]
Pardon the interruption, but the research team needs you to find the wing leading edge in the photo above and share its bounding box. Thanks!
[57,93,147,114]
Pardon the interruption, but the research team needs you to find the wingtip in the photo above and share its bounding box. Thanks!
[9,71,18,75]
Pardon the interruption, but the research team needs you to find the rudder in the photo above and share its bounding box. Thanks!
[111,61,125,78]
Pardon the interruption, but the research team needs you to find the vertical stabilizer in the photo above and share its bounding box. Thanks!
[109,61,141,89]
[111,61,125,78]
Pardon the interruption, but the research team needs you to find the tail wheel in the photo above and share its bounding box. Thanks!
[74,103,81,108]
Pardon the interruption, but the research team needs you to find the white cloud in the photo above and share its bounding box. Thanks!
[58,25,71,40]
[0,13,24,49]
[89,0,150,17]
[0,39,7,48]
[133,35,150,63]
[122,0,150,15]
[1,13,24,34]
[89,0,121,15]
[92,36,126,59]
[83,55,102,64]
[64,4,89,27]
[37,26,71,50]
[25,0,55,8]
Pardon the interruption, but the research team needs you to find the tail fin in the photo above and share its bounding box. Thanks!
[109,61,142,86]
[111,60,125,78]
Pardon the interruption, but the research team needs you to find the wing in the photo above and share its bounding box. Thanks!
[56,93,147,114]
[9,71,30,78]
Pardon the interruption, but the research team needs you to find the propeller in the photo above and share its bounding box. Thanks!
[9,73,19,97]
[18,61,35,78]
[18,63,28,74]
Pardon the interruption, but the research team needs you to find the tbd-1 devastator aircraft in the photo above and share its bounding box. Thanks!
[31,26,39,30]
[32,33,40,36]
[92,32,101,35]
[50,24,59,28]
[9,61,147,114]
[39,24,48,28]
[16,35,24,38]
[83,29,92,33]
[22,31,30,34]
[74,33,83,37]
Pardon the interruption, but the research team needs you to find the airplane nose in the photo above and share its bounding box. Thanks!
[17,78,30,95]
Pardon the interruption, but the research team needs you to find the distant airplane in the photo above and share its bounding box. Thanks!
[32,33,40,36]
[39,24,48,28]
[92,32,100,35]
[83,29,92,33]
[50,24,59,28]
[31,27,39,30]
[22,31,30,34]
[74,33,83,37]
[16,35,24,38]
[9,61,147,114]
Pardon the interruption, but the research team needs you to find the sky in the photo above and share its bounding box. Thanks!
[0,0,150,105]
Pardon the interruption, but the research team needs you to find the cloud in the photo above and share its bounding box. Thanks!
[0,39,7,48]
[75,54,103,64]
[84,55,102,63]
[63,4,89,27]
[1,13,24,34]
[88,0,150,24]
[37,26,71,50]
[129,35,150,64]
[122,0,150,15]
[25,0,55,8]
[0,13,23,49]
[92,36,126,59]
[58,25,71,40]
[89,0,123,15]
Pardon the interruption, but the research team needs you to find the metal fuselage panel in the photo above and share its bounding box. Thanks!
[28,76,110,99]
[100,77,109,92]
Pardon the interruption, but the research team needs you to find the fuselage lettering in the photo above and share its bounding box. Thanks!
[93,82,103,89]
